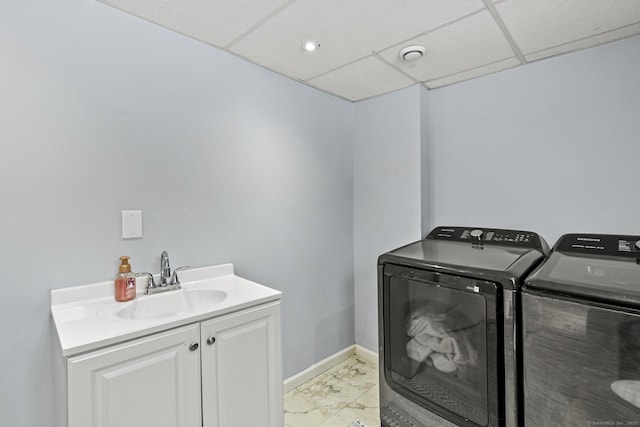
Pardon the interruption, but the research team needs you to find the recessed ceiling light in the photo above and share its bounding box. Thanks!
[302,41,320,52]
[399,45,425,62]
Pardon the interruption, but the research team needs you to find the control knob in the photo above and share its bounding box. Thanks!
[635,240,640,251]
[470,229,483,240]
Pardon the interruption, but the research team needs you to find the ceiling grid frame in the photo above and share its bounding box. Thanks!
[223,0,299,50]
[96,0,640,101]
[482,0,526,64]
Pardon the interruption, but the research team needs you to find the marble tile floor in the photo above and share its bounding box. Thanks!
[284,355,380,427]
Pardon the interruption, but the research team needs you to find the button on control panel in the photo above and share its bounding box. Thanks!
[429,226,542,249]
[469,229,483,239]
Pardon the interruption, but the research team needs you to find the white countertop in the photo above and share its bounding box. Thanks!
[51,264,281,357]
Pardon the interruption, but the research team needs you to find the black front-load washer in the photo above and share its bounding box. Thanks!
[378,226,549,427]
[522,233,640,427]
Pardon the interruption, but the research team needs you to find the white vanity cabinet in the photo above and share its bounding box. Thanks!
[201,302,282,427]
[64,301,282,427]
[67,323,203,427]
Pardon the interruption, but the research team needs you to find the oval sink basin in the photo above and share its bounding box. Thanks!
[188,289,228,310]
[116,289,227,320]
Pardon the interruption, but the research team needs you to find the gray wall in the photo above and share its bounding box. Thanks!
[0,1,354,425]
[428,35,640,244]
[420,87,432,237]
[353,85,428,353]
[4,0,640,424]
[352,34,640,355]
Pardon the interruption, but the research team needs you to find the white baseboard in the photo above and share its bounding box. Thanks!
[283,344,379,393]
[354,344,378,366]
[284,346,355,393]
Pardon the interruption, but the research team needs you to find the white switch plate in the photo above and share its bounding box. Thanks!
[121,210,143,239]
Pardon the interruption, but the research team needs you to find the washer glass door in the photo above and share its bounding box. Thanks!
[382,266,499,427]
[523,293,640,426]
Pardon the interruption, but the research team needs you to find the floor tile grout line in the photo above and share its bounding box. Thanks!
[284,355,380,427]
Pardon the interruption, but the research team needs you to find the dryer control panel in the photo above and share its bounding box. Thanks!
[555,233,640,258]
[427,226,545,250]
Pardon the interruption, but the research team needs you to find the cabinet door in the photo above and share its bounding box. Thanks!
[201,302,283,427]
[67,324,202,427]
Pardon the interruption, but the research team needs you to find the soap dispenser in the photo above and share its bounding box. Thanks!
[115,256,136,302]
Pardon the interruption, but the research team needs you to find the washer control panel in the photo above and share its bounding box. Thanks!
[555,234,640,258]
[427,226,543,249]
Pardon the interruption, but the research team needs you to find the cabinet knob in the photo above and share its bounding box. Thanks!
[207,336,216,345]
[189,343,199,351]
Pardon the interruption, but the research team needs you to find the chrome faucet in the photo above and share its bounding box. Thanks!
[138,251,190,295]
[160,251,171,285]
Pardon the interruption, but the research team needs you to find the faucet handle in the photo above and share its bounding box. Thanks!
[136,272,157,292]
[171,266,190,285]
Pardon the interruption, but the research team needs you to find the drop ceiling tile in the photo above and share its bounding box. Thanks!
[495,0,640,55]
[425,57,520,88]
[524,23,640,62]
[229,0,485,81]
[307,57,415,101]
[97,0,292,48]
[379,10,515,82]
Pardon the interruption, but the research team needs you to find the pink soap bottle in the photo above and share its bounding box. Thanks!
[115,256,136,302]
